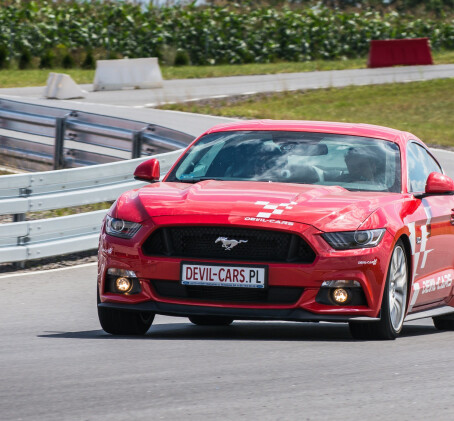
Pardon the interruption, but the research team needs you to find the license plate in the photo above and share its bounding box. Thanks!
[181,262,267,289]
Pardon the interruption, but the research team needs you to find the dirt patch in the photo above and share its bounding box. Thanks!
[0,250,98,275]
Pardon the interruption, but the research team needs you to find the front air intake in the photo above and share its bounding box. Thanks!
[142,226,316,264]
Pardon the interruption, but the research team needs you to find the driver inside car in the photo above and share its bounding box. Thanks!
[341,147,384,184]
[224,142,286,179]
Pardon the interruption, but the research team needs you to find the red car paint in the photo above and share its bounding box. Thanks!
[97,120,454,323]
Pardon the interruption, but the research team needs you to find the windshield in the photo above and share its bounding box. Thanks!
[166,130,402,193]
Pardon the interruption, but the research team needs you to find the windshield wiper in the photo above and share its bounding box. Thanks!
[177,176,225,183]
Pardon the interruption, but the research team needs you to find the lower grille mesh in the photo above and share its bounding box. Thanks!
[151,280,303,304]
[142,226,315,263]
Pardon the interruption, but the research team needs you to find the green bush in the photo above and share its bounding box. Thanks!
[174,49,190,66]
[82,51,95,69]
[158,45,177,66]
[39,50,56,68]
[18,50,32,69]
[0,44,8,69]
[62,53,75,68]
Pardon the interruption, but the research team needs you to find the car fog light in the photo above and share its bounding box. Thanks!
[115,277,132,293]
[332,288,349,304]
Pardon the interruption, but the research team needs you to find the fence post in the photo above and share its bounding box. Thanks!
[54,117,66,170]
[54,111,78,169]
[132,127,148,159]
[13,210,26,269]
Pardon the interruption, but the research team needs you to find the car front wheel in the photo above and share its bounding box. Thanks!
[98,306,154,335]
[349,240,408,340]
[97,290,154,335]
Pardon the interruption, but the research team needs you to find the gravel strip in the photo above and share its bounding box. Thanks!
[0,250,98,274]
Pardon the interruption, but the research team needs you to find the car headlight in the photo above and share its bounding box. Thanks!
[321,229,385,250]
[105,215,142,239]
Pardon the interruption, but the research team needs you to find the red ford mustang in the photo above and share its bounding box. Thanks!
[97,120,454,339]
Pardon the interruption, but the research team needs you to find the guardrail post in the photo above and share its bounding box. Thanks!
[13,187,30,224]
[132,129,144,159]
[54,111,79,169]
[13,213,26,269]
[12,189,30,269]
[13,213,25,222]
[54,117,66,170]
[15,229,28,269]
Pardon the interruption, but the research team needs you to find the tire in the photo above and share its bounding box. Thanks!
[97,289,154,335]
[188,316,234,326]
[433,313,454,330]
[349,240,408,340]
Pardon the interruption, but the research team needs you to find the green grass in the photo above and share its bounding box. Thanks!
[0,68,95,89]
[1,50,453,88]
[163,50,454,79]
[162,57,369,79]
[160,78,454,148]
[26,202,113,221]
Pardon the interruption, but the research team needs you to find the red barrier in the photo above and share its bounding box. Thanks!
[368,38,433,68]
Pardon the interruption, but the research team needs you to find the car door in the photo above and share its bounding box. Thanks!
[405,142,454,310]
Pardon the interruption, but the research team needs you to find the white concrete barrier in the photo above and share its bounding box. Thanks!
[44,73,86,99]
[93,57,163,91]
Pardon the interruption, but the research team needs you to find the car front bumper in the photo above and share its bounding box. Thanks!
[98,218,395,322]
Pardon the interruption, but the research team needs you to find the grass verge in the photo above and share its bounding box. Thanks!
[26,202,112,220]
[160,78,454,148]
[0,202,112,224]
[1,50,453,88]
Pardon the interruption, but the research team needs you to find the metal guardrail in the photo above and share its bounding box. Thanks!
[0,98,194,171]
[0,150,181,265]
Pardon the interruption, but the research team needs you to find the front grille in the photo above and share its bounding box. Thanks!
[142,226,316,263]
[151,280,303,304]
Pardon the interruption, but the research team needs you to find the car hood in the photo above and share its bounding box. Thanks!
[115,180,402,232]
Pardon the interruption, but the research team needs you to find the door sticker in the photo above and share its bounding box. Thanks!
[408,198,433,279]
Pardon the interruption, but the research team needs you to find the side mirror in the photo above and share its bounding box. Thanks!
[134,158,160,182]
[425,172,454,195]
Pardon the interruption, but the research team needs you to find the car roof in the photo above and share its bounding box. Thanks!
[204,120,412,145]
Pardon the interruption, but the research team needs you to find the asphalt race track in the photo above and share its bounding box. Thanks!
[0,264,453,421]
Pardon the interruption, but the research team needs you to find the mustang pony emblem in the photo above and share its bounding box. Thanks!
[215,237,248,251]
